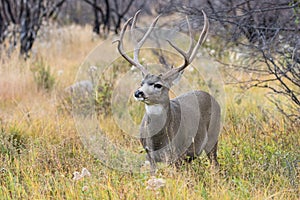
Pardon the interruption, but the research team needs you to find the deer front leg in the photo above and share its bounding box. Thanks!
[145,147,157,175]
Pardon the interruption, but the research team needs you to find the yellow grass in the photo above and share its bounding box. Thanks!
[0,25,299,199]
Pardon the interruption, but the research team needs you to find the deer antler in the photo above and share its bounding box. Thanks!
[114,10,161,76]
[162,10,209,79]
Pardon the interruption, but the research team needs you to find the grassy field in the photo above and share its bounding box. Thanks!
[0,25,299,199]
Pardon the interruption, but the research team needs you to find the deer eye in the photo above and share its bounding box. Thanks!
[154,83,162,89]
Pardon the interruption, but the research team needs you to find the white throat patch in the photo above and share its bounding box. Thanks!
[145,104,164,115]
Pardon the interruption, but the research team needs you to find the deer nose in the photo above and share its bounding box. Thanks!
[134,90,144,98]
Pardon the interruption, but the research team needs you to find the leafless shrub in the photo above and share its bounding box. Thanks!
[0,0,66,57]
[154,0,299,123]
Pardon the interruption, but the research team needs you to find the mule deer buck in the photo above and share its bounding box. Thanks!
[115,10,221,174]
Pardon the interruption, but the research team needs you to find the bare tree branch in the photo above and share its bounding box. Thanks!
[0,0,66,57]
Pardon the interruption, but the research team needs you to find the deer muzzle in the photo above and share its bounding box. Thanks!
[134,90,145,100]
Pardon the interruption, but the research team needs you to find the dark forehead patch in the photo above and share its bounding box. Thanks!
[142,74,161,85]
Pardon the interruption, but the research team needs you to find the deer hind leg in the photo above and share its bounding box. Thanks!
[205,141,219,169]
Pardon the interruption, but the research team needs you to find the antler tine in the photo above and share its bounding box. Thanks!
[188,10,209,64]
[186,16,194,57]
[115,17,137,67]
[115,11,161,76]
[133,14,161,66]
[163,10,209,77]
[166,16,194,70]
[114,12,148,76]
[130,9,141,43]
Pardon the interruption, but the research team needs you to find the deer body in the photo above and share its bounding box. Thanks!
[141,90,220,162]
[115,10,221,174]
[137,75,220,173]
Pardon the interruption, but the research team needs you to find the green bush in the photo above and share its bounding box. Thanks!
[31,59,55,91]
[95,81,113,116]
[0,126,27,157]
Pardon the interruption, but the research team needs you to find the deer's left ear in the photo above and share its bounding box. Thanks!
[162,71,183,88]
[171,71,183,85]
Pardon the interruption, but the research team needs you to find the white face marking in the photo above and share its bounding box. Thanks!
[145,104,164,115]
[135,97,144,101]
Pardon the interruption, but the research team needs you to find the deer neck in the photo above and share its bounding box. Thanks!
[144,102,171,133]
[145,103,170,117]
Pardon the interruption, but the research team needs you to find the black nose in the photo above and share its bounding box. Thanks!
[134,90,144,98]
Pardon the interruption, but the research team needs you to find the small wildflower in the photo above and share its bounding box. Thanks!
[73,171,82,181]
[73,168,91,181]
[130,65,136,71]
[210,49,216,55]
[81,168,91,177]
[82,185,89,192]
[140,161,151,173]
[57,70,64,76]
[144,161,150,166]
[146,176,166,190]
[89,66,98,72]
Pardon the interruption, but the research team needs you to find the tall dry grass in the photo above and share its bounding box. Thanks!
[0,24,299,200]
